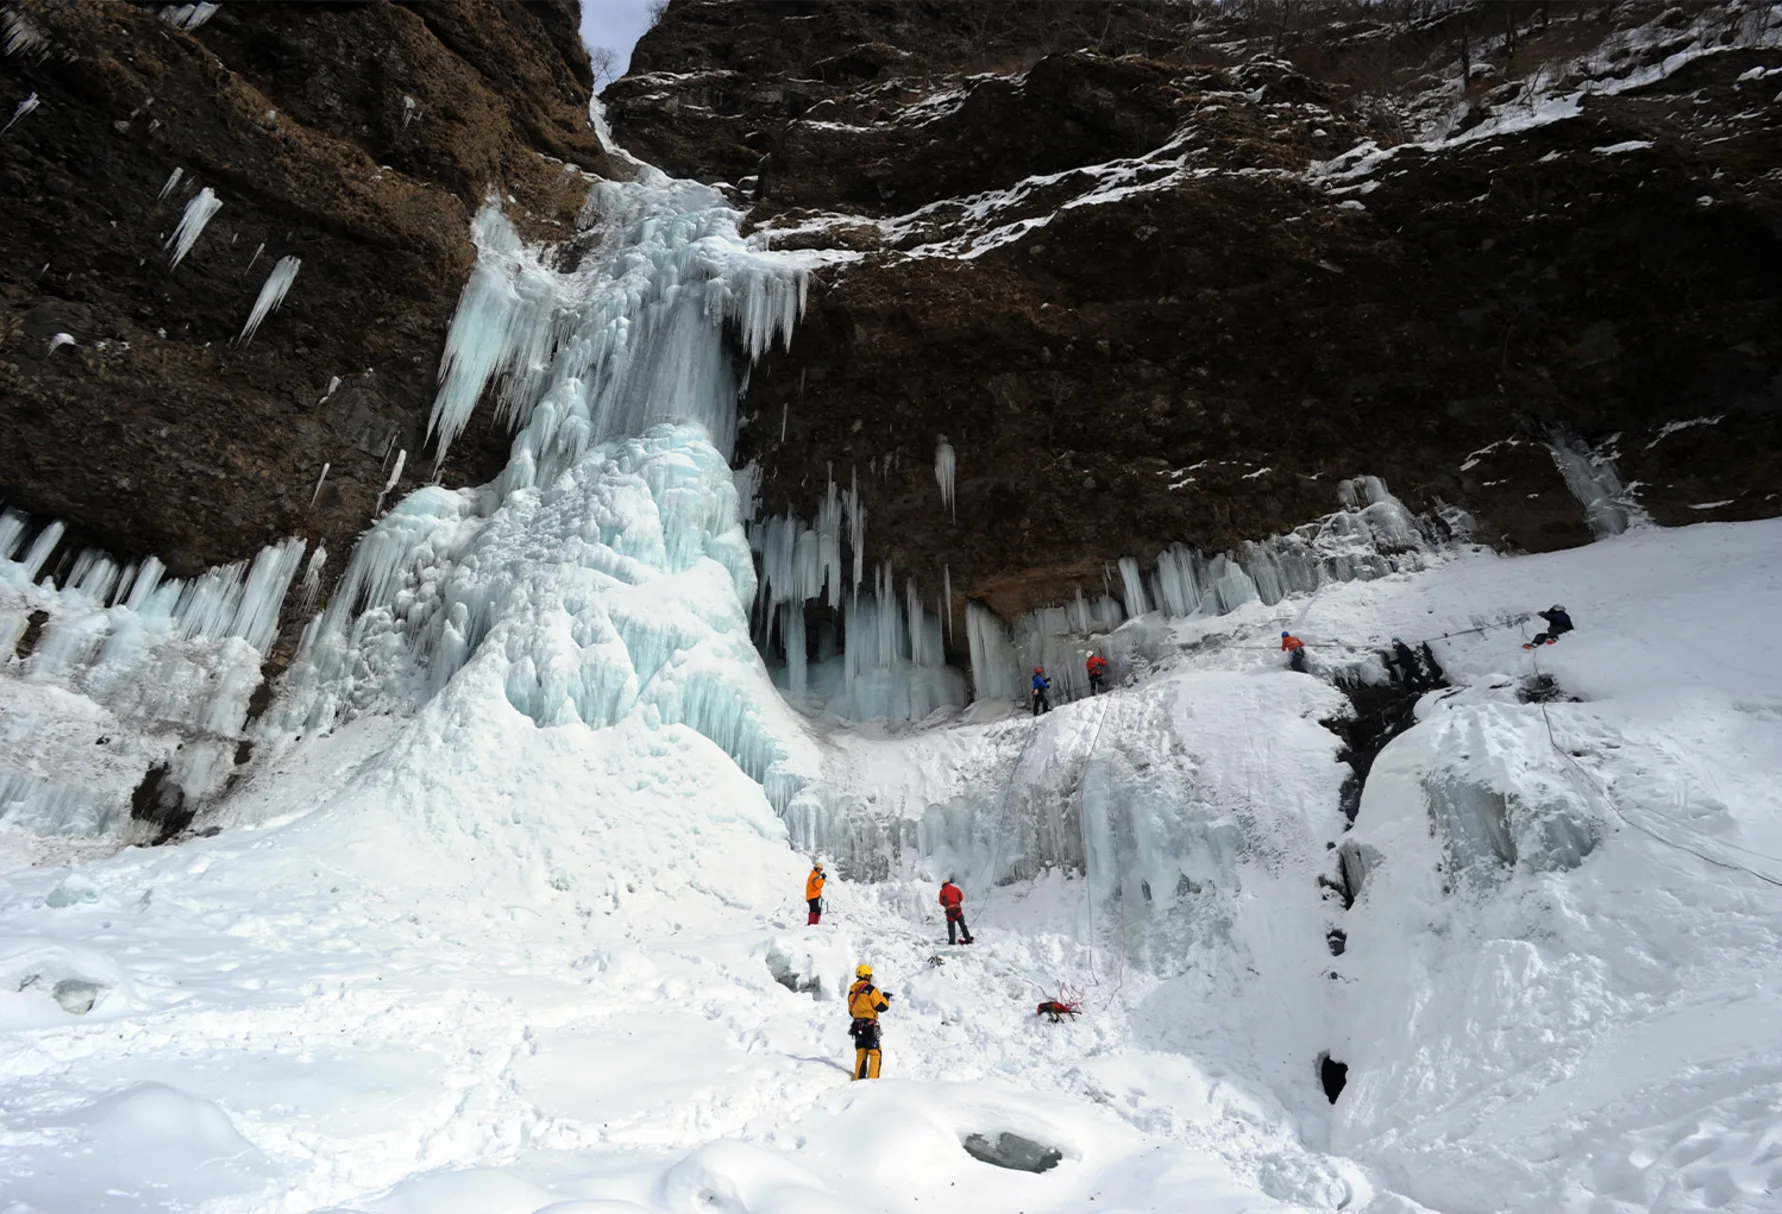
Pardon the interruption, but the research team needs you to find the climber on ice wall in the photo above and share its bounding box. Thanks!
[938,877,974,945]
[1085,651,1109,695]
[848,964,893,1079]
[1281,631,1308,673]
[805,862,825,925]
[1031,667,1052,716]
[1524,605,1574,649]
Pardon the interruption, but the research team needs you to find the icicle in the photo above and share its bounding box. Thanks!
[160,3,220,32]
[934,436,956,517]
[2,92,39,135]
[309,463,330,507]
[2,11,48,57]
[373,449,407,517]
[943,565,953,641]
[1117,556,1150,617]
[847,467,864,594]
[246,241,264,272]
[46,332,74,355]
[401,95,417,131]
[298,546,326,616]
[238,256,300,344]
[166,187,221,268]
[319,375,341,404]
[157,167,184,201]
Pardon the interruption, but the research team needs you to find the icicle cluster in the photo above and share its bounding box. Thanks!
[753,474,1453,713]
[1,508,306,835]
[427,186,810,475]
[159,3,220,32]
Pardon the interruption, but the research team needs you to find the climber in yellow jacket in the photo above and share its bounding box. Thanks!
[847,963,892,1079]
[805,862,826,926]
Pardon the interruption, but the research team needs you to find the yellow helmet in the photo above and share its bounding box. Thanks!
[855,964,873,979]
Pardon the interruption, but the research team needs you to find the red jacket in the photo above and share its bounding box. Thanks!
[1086,656,1108,676]
[939,882,963,911]
[1281,635,1305,652]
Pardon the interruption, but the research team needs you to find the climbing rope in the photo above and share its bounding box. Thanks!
[1526,644,1782,892]
[1070,697,1122,999]
[970,714,1047,910]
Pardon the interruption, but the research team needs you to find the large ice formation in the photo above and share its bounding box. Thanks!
[755,471,1457,716]
[0,510,305,835]
[274,182,824,813]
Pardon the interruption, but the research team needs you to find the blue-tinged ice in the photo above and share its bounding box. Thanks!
[274,178,829,811]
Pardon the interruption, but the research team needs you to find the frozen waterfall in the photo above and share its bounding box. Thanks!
[274,181,826,815]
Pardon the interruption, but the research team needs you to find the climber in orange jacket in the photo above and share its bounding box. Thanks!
[805,862,825,926]
[847,964,893,1079]
[938,877,974,945]
[1281,631,1307,673]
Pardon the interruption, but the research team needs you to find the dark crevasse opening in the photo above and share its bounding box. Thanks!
[1319,1052,1349,1103]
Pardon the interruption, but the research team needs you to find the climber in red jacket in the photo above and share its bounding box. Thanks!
[938,877,974,945]
[1281,631,1307,673]
[1085,652,1109,695]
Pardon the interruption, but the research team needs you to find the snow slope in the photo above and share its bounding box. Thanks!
[3,519,1782,1212]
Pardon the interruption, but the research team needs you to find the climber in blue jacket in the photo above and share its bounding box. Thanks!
[1030,667,1051,716]
[1523,605,1574,649]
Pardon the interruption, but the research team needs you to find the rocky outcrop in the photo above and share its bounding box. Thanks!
[609,0,1782,619]
[0,0,615,582]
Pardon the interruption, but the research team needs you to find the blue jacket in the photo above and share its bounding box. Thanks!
[1538,609,1574,634]
[1032,673,1049,691]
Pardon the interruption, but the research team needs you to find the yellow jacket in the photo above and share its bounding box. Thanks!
[806,869,826,900]
[848,980,889,1021]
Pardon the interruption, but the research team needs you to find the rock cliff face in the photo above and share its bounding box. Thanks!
[3,0,1779,658]
[608,0,1782,621]
[0,0,614,580]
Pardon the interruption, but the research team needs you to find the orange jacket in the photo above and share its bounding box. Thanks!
[939,882,963,911]
[806,869,826,900]
[1086,655,1108,676]
[1281,635,1305,652]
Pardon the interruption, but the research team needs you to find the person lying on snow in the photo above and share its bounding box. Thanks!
[1523,605,1574,649]
[847,964,893,1080]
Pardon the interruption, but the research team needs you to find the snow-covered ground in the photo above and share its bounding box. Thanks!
[3,517,1781,1213]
